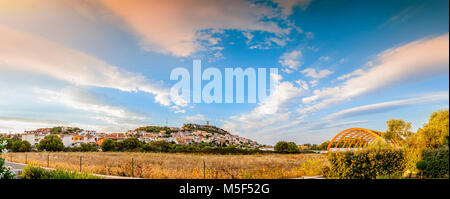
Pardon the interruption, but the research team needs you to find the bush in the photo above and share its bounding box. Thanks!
[65,143,98,152]
[416,160,427,178]
[274,141,288,153]
[324,149,405,179]
[117,137,143,151]
[274,141,299,153]
[419,147,449,178]
[37,135,64,152]
[403,146,422,172]
[10,140,32,152]
[101,139,117,152]
[0,158,15,179]
[287,142,300,153]
[20,165,102,179]
[0,139,15,179]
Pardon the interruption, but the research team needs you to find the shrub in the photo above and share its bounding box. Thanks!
[20,165,102,179]
[287,142,300,153]
[416,160,427,178]
[419,147,449,178]
[0,158,15,179]
[37,135,64,152]
[0,139,15,179]
[118,137,143,151]
[65,143,98,152]
[274,141,299,153]
[101,139,117,152]
[10,140,32,152]
[403,145,422,173]
[324,149,405,179]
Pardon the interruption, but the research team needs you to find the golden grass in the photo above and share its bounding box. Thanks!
[7,152,328,179]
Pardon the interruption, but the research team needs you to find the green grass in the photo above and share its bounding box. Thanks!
[20,165,103,179]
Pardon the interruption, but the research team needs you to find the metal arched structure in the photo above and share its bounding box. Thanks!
[327,128,397,151]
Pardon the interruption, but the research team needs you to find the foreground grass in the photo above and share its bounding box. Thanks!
[20,165,103,179]
[8,152,328,179]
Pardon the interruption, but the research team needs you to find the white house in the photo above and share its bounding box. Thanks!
[80,130,97,137]
[59,134,74,147]
[21,134,47,147]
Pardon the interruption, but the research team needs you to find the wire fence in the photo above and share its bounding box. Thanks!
[5,152,327,179]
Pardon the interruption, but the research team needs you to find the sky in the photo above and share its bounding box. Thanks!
[0,0,448,145]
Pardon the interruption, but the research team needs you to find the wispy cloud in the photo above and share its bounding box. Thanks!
[299,33,449,115]
[301,68,333,79]
[382,5,424,26]
[33,87,148,121]
[337,69,365,81]
[97,0,301,57]
[185,114,206,122]
[272,0,312,15]
[0,116,71,133]
[279,50,302,73]
[324,92,449,120]
[222,74,306,136]
[0,25,176,107]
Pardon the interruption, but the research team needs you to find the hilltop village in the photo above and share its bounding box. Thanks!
[0,123,261,149]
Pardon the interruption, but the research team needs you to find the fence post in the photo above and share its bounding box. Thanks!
[131,158,134,177]
[25,154,28,164]
[47,154,49,167]
[203,160,206,179]
[79,156,82,172]
[10,153,12,162]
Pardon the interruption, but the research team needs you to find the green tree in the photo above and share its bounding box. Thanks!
[148,140,171,152]
[287,142,300,153]
[274,141,289,153]
[383,119,413,142]
[11,140,32,152]
[318,141,330,150]
[50,127,62,134]
[79,143,98,152]
[37,135,64,152]
[101,139,117,152]
[417,109,449,149]
[118,137,142,151]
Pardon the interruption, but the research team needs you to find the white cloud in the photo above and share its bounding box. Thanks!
[97,0,295,57]
[382,6,423,27]
[305,32,315,39]
[33,87,148,120]
[273,0,312,15]
[0,115,146,134]
[279,50,302,71]
[295,80,309,90]
[324,92,449,120]
[337,69,365,80]
[242,32,254,45]
[185,114,206,122]
[301,68,333,79]
[319,56,329,61]
[0,25,175,107]
[268,37,288,46]
[309,80,319,88]
[279,120,369,136]
[222,74,306,136]
[0,116,70,133]
[299,33,449,115]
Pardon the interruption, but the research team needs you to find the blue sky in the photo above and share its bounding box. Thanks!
[0,0,448,145]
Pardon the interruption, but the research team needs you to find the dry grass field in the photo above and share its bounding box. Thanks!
[6,152,328,179]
